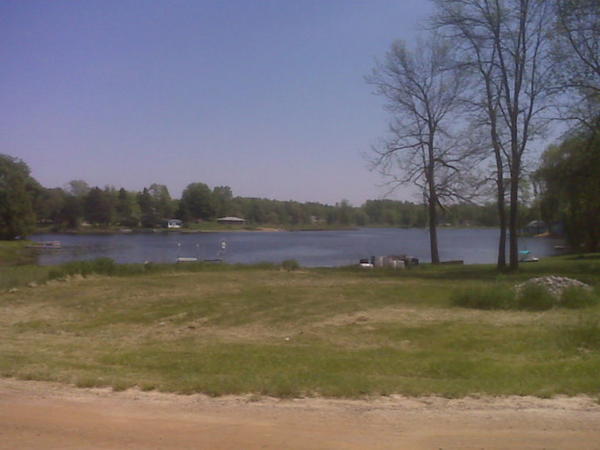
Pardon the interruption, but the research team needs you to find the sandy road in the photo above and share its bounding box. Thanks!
[1,378,600,449]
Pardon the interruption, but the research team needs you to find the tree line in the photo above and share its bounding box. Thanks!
[0,154,534,240]
[369,0,599,269]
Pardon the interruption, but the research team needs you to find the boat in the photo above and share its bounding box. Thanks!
[519,250,539,263]
[176,257,198,263]
[26,241,62,249]
[358,258,374,268]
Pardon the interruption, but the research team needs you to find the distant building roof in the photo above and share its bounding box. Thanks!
[217,216,246,223]
[166,218,183,228]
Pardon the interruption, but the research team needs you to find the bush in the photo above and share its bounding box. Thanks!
[559,286,600,309]
[516,283,556,311]
[281,259,300,271]
[48,257,117,279]
[451,285,516,310]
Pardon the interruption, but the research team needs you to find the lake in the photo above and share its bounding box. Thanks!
[31,228,564,267]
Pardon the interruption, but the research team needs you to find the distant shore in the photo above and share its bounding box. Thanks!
[32,224,360,235]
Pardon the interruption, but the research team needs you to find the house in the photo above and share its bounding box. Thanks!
[166,219,183,229]
[217,216,246,225]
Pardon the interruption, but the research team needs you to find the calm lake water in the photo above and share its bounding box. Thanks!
[31,228,564,267]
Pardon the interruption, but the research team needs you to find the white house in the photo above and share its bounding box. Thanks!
[167,219,183,229]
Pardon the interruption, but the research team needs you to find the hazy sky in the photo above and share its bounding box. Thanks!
[1,0,433,205]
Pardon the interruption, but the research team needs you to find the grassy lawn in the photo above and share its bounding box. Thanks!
[1,255,600,399]
[0,241,48,290]
[0,241,37,266]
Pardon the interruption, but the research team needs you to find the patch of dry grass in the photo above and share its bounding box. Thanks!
[1,267,600,398]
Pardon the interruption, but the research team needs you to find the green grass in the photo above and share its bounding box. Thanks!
[560,286,600,309]
[516,283,556,310]
[450,266,600,312]
[1,257,600,398]
[451,284,516,309]
[0,241,49,290]
[0,241,37,266]
[559,313,600,351]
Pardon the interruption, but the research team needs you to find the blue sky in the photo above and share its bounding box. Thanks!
[1,0,433,205]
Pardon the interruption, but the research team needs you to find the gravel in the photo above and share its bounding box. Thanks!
[515,276,592,299]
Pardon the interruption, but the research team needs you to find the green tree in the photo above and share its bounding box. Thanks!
[0,154,37,239]
[148,184,174,219]
[34,187,66,226]
[137,188,158,227]
[65,179,90,198]
[212,186,233,218]
[116,188,141,227]
[179,182,215,221]
[84,187,114,226]
[58,195,83,228]
[536,129,600,251]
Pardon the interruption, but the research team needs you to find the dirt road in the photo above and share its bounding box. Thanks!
[1,378,599,449]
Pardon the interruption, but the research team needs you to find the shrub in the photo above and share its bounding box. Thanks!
[451,285,516,310]
[48,257,117,279]
[516,283,556,310]
[559,286,599,309]
[91,257,117,275]
[281,259,300,271]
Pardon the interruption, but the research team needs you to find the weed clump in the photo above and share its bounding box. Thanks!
[559,286,600,309]
[451,285,516,310]
[281,259,300,271]
[49,257,117,279]
[453,279,598,312]
[516,283,555,310]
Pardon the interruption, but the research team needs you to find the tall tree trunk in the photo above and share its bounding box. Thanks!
[495,153,507,269]
[508,159,520,270]
[490,109,507,270]
[497,185,507,269]
[428,193,440,264]
[426,138,441,265]
[427,161,440,264]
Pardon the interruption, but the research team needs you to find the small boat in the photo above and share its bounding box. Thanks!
[358,258,374,268]
[176,257,198,263]
[519,250,539,263]
[27,241,62,249]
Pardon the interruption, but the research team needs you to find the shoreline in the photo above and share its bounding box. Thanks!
[31,225,363,235]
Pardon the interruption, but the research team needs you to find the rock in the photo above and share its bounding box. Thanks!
[8,288,19,293]
[515,276,591,299]
[28,281,38,288]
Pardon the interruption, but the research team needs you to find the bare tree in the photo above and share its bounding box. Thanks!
[367,37,476,264]
[433,1,509,269]
[553,0,600,132]
[432,0,555,270]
